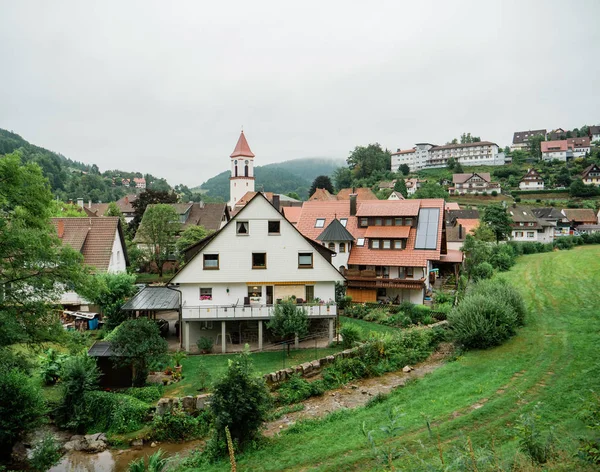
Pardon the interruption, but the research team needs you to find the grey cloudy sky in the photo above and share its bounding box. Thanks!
[1,0,599,187]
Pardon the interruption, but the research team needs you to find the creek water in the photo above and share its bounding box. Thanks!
[49,440,202,472]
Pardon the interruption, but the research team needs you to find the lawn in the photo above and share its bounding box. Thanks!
[192,245,600,471]
[339,315,401,336]
[163,347,343,397]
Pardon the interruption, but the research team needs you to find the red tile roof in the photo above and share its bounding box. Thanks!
[390,148,416,156]
[541,140,568,153]
[308,188,336,201]
[336,188,378,200]
[282,206,302,224]
[355,200,421,217]
[51,217,125,272]
[230,131,255,158]
[452,173,491,184]
[364,226,411,238]
[445,202,460,211]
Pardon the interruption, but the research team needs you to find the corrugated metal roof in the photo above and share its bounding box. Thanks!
[88,341,116,357]
[121,287,180,311]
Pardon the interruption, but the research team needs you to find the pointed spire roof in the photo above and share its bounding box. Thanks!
[230,131,255,158]
[316,218,355,242]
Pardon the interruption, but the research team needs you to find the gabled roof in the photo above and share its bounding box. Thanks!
[567,136,590,148]
[520,169,544,183]
[561,208,597,223]
[183,202,230,231]
[453,173,491,184]
[531,207,565,221]
[355,200,421,217]
[388,191,405,200]
[336,188,378,200]
[589,125,600,135]
[316,218,355,242]
[230,131,255,158]
[51,217,128,271]
[541,140,568,153]
[512,129,546,145]
[308,188,336,201]
[582,164,600,178]
[282,206,302,225]
[446,209,479,224]
[508,206,550,228]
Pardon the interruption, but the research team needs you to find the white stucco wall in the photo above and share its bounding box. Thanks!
[107,228,127,273]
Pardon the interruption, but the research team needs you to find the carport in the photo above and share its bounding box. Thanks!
[121,286,182,348]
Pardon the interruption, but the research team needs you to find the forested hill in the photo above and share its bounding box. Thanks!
[0,128,176,203]
[197,157,344,201]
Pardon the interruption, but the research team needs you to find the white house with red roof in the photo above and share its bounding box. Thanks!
[228,131,256,210]
[170,193,344,353]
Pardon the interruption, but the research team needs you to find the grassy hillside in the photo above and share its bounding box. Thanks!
[195,246,600,471]
[197,157,344,201]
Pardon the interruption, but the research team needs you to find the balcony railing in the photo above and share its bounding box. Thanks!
[346,276,426,290]
[182,303,337,320]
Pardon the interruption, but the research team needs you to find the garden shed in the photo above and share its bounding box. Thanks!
[88,341,133,388]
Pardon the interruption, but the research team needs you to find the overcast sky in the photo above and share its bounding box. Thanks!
[1,0,599,187]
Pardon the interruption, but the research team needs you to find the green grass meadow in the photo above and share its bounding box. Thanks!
[192,245,600,471]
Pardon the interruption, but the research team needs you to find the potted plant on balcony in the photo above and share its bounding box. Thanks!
[172,350,186,372]
[197,336,214,354]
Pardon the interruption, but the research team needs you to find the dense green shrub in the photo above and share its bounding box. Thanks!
[471,262,494,280]
[0,368,46,454]
[448,293,518,349]
[470,279,527,326]
[0,347,34,373]
[340,325,362,349]
[196,336,214,353]
[125,385,163,403]
[276,375,325,405]
[29,434,62,472]
[150,405,210,441]
[409,305,432,324]
[363,307,388,322]
[345,304,370,319]
[56,355,100,431]
[83,390,151,433]
[39,348,67,385]
[208,350,272,457]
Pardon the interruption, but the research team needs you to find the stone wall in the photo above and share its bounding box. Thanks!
[155,393,211,416]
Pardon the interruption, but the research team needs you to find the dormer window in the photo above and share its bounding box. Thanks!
[315,218,325,228]
[340,218,348,227]
[360,218,368,227]
[356,238,365,246]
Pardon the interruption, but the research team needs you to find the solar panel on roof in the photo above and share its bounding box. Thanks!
[415,208,439,250]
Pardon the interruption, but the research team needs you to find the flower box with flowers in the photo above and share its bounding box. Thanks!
[199,295,212,301]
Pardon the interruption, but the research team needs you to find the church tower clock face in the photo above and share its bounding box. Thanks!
[245,160,249,164]
[234,160,238,165]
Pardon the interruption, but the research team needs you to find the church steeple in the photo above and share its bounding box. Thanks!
[228,131,256,210]
[230,131,255,158]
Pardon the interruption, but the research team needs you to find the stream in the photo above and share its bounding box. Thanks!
[49,440,202,472]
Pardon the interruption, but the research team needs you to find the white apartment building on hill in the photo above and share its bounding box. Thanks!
[391,141,504,172]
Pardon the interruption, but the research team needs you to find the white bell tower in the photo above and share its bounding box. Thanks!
[228,131,255,210]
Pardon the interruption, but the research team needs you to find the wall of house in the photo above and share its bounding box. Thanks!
[108,228,127,273]
[542,151,567,162]
[172,196,344,307]
[519,181,544,190]
[447,241,463,251]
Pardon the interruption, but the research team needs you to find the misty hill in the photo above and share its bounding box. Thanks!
[197,157,345,201]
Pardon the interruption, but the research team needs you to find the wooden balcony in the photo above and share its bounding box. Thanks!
[346,275,426,290]
[182,303,337,320]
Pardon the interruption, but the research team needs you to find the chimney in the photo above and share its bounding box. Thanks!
[88,200,92,208]
[124,196,129,205]
[77,198,84,208]
[272,194,280,212]
[458,224,463,239]
[349,193,357,217]
[57,220,64,238]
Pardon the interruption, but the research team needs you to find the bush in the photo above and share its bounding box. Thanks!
[196,337,214,353]
[409,305,431,324]
[0,369,46,454]
[345,303,370,319]
[56,355,100,431]
[340,325,362,349]
[491,190,498,196]
[151,405,210,442]
[276,375,324,405]
[209,350,272,457]
[39,348,67,386]
[471,262,494,280]
[125,385,163,403]
[29,434,62,472]
[470,279,527,326]
[363,307,388,322]
[448,293,518,349]
[83,390,151,433]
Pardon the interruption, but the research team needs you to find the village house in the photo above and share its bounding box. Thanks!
[405,178,426,196]
[567,137,591,157]
[519,169,545,191]
[531,208,570,238]
[231,191,302,215]
[508,206,554,243]
[387,191,405,200]
[170,193,344,353]
[294,196,461,305]
[541,140,570,162]
[510,129,547,152]
[581,164,600,186]
[86,194,138,223]
[51,217,129,311]
[133,177,146,189]
[589,125,600,143]
[307,187,378,202]
[449,173,501,195]
[561,208,598,232]
[445,209,480,250]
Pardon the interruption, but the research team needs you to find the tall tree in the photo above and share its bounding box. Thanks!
[176,225,213,257]
[528,135,545,160]
[398,164,410,176]
[393,178,408,198]
[135,204,179,277]
[346,143,391,179]
[332,167,353,191]
[309,175,335,196]
[482,204,512,243]
[0,153,89,346]
[459,133,481,144]
[129,189,178,235]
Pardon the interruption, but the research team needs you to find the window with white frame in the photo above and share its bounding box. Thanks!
[315,218,325,228]
[203,254,219,269]
[356,238,365,246]
[236,221,249,235]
